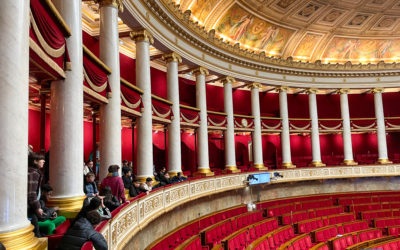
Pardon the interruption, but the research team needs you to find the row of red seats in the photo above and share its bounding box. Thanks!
[374,216,400,228]
[388,225,400,236]
[372,238,400,250]
[338,195,400,206]
[284,234,313,250]
[150,206,247,249]
[240,225,295,250]
[362,209,400,225]
[282,206,345,225]
[349,202,400,215]
[313,221,369,243]
[331,229,383,250]
[266,199,334,217]
[297,213,356,234]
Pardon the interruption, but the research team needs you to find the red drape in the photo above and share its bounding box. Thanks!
[180,107,200,125]
[234,117,254,129]
[207,113,227,127]
[152,98,172,120]
[121,84,142,112]
[261,119,281,130]
[83,55,110,98]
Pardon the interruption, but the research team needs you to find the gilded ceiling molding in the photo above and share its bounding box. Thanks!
[306,88,318,94]
[129,29,154,44]
[247,82,263,90]
[143,0,400,77]
[94,0,123,12]
[275,86,289,92]
[371,88,384,93]
[162,52,182,63]
[220,76,235,85]
[337,88,350,94]
[192,67,209,76]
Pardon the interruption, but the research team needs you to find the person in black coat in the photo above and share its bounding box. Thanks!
[99,186,120,212]
[58,210,108,250]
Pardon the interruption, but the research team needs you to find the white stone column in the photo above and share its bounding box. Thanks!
[373,88,392,164]
[194,67,214,176]
[221,77,240,173]
[339,89,357,165]
[98,0,122,180]
[278,87,295,168]
[249,83,267,170]
[131,30,154,180]
[307,89,325,167]
[0,1,40,248]
[163,52,182,176]
[49,0,85,213]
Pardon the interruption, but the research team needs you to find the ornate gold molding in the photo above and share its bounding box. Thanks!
[276,86,289,93]
[220,76,235,85]
[162,52,182,63]
[371,88,384,94]
[47,196,86,218]
[0,225,44,249]
[253,164,268,171]
[246,82,262,90]
[309,161,326,167]
[306,88,318,94]
[342,159,358,166]
[95,0,123,12]
[130,29,154,44]
[282,162,296,169]
[337,88,350,94]
[224,165,241,173]
[193,168,215,176]
[192,67,209,76]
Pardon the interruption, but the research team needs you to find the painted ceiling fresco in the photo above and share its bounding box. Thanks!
[172,0,400,64]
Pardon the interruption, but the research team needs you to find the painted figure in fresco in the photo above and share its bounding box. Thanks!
[259,26,279,49]
[341,39,360,59]
[376,40,392,59]
[229,14,253,41]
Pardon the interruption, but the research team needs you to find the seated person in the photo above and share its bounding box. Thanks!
[159,173,172,187]
[140,177,153,192]
[122,168,132,189]
[171,172,187,183]
[129,179,147,197]
[100,165,126,203]
[121,160,130,175]
[37,185,66,235]
[75,196,111,223]
[99,186,120,212]
[84,172,99,197]
[57,210,108,250]
[83,160,94,176]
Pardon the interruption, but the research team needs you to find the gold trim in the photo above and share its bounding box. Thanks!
[309,161,326,167]
[282,162,296,169]
[47,195,86,218]
[192,67,209,76]
[121,78,144,94]
[306,88,318,94]
[130,29,154,44]
[377,158,393,164]
[0,224,44,250]
[180,104,200,112]
[43,0,71,36]
[342,159,358,166]
[261,116,282,120]
[193,168,215,176]
[29,38,66,78]
[246,82,262,90]
[152,115,171,124]
[337,88,350,94]
[234,114,254,119]
[253,163,268,170]
[83,45,112,74]
[371,88,384,94]
[276,86,289,93]
[95,0,123,12]
[220,76,235,85]
[207,110,227,116]
[151,94,173,105]
[121,105,142,117]
[136,176,156,183]
[83,86,109,103]
[162,52,182,63]
[224,165,241,173]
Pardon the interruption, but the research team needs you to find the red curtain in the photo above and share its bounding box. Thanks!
[208,113,227,127]
[261,119,281,130]
[152,99,172,120]
[180,107,200,124]
[83,55,110,97]
[234,117,254,128]
[121,84,142,112]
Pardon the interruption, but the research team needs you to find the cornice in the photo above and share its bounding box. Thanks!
[140,0,400,78]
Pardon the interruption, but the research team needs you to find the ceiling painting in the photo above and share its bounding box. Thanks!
[292,33,322,60]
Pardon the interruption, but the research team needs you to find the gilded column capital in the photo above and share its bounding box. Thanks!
[306,88,318,94]
[275,86,289,93]
[220,76,235,85]
[162,52,182,63]
[94,0,123,11]
[337,88,350,94]
[192,67,209,76]
[130,29,154,44]
[371,87,384,93]
[246,82,262,90]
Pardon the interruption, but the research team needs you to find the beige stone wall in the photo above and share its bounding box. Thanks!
[123,177,400,250]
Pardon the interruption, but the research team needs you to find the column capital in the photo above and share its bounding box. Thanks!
[220,76,235,85]
[371,87,384,93]
[276,86,289,93]
[246,82,262,90]
[162,52,182,63]
[306,88,318,94]
[130,29,154,44]
[337,88,350,94]
[94,0,123,11]
[192,67,209,76]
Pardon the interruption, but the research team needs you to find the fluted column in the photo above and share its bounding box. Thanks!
[307,89,325,167]
[249,83,267,170]
[0,1,41,248]
[372,88,392,164]
[193,67,214,176]
[131,30,154,180]
[277,87,296,168]
[98,0,122,180]
[163,52,183,176]
[338,89,357,165]
[49,0,85,214]
[221,77,240,173]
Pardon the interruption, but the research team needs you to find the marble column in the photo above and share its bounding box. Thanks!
[338,89,357,165]
[49,0,85,215]
[163,52,183,176]
[98,0,122,180]
[193,67,214,176]
[307,89,325,167]
[130,30,154,181]
[249,83,267,170]
[0,1,40,248]
[372,88,392,164]
[277,87,295,168]
[221,77,240,173]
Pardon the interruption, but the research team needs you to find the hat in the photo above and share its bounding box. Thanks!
[146,177,153,182]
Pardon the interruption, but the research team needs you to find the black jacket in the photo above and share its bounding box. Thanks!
[103,196,120,212]
[57,217,108,250]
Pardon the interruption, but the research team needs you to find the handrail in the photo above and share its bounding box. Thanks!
[120,78,144,94]
[151,94,173,105]
[278,233,310,250]
[234,114,254,119]
[83,45,112,74]
[207,110,227,116]
[345,236,396,250]
[180,104,200,112]
[43,0,71,36]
